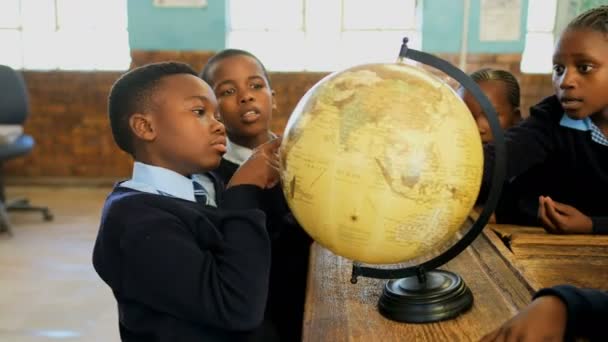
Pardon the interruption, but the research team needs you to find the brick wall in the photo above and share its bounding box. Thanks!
[5,51,554,181]
[6,71,129,179]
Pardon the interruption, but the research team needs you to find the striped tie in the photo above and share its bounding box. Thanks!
[192,181,209,205]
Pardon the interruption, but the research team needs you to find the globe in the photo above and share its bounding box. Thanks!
[279,62,484,265]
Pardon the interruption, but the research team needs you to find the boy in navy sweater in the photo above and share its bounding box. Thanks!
[479,5,608,234]
[200,49,312,341]
[92,62,282,341]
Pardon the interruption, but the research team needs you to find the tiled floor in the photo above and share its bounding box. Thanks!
[0,186,119,342]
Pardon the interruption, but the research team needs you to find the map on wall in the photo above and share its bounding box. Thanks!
[479,0,522,41]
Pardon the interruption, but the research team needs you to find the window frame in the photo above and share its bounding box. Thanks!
[0,0,130,71]
[227,0,422,72]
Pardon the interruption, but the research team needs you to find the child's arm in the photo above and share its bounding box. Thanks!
[116,187,270,331]
[228,137,281,190]
[480,295,566,341]
[480,285,608,341]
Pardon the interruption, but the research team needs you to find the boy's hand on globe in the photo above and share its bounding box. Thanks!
[228,137,282,189]
[479,295,567,342]
[537,196,593,234]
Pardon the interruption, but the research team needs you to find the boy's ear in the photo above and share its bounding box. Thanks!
[129,113,156,142]
[271,89,277,111]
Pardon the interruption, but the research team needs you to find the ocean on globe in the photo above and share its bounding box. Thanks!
[279,62,484,265]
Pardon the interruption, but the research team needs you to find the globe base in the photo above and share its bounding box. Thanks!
[377,269,473,323]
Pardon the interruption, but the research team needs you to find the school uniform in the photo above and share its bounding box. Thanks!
[92,162,272,341]
[481,95,608,233]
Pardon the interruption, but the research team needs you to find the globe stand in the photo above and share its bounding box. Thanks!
[350,37,506,324]
[378,269,473,323]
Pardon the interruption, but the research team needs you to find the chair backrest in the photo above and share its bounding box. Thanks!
[0,64,29,125]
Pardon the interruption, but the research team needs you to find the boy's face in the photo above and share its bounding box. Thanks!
[147,74,226,175]
[552,29,608,119]
[461,80,520,143]
[208,55,274,143]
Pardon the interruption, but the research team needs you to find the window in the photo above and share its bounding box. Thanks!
[0,0,130,70]
[520,0,557,74]
[228,0,421,71]
[520,0,597,74]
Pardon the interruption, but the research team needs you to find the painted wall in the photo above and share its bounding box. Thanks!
[580,0,608,10]
[127,0,227,51]
[422,0,528,53]
[126,0,606,53]
[555,0,608,35]
[127,0,528,53]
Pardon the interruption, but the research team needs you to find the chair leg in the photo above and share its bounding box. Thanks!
[0,202,12,236]
[6,197,53,221]
[8,198,28,206]
[0,163,53,230]
[0,165,12,235]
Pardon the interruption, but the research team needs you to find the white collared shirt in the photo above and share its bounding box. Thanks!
[120,161,217,206]
[222,139,253,166]
[193,135,279,206]
[560,114,608,147]
[222,133,278,166]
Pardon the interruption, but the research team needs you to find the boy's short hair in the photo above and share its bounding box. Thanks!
[108,62,198,155]
[199,49,271,87]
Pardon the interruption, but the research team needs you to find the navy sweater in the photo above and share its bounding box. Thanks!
[535,285,608,341]
[481,95,608,233]
[214,158,312,342]
[92,184,271,341]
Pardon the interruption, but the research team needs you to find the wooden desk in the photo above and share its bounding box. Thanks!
[303,232,535,341]
[488,224,608,291]
[303,220,608,341]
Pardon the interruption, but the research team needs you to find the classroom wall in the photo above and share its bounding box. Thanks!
[6,51,553,180]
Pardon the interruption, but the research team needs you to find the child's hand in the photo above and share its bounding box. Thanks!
[537,196,593,234]
[228,137,282,189]
[479,295,567,342]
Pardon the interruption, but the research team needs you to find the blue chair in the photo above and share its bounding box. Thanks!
[0,65,52,235]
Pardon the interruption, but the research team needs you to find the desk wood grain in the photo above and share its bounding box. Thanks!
[303,232,534,342]
[488,225,608,291]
